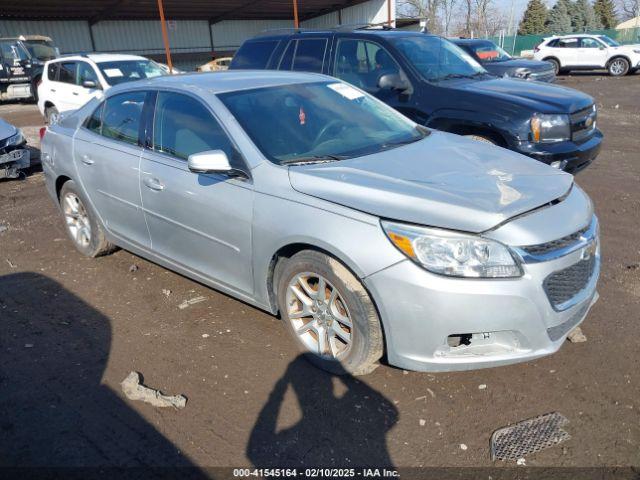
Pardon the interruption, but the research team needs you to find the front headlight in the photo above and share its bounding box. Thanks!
[5,129,25,147]
[513,68,531,79]
[381,221,523,278]
[530,113,570,143]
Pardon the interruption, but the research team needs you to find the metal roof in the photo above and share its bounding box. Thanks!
[0,0,371,23]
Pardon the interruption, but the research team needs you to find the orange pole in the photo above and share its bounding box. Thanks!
[387,0,392,26]
[157,0,174,73]
[293,0,299,28]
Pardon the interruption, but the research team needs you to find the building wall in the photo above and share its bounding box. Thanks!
[0,0,396,70]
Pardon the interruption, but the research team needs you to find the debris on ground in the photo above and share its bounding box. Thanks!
[626,263,639,270]
[120,371,187,409]
[162,288,172,297]
[129,264,139,272]
[490,412,570,461]
[178,296,206,310]
[202,333,210,338]
[0,224,7,234]
[567,326,587,343]
[516,458,526,466]
[478,384,487,390]
[459,444,468,451]
[426,387,435,398]
[6,258,16,268]
[419,419,426,426]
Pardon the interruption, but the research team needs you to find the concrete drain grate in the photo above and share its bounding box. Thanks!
[490,412,570,461]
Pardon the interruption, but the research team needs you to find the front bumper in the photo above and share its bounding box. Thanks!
[364,225,600,372]
[515,129,602,174]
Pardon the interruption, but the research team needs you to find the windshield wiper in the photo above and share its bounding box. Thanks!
[280,154,348,166]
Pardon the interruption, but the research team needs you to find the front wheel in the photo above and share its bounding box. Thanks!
[277,250,384,375]
[45,105,59,125]
[546,58,560,76]
[608,58,629,76]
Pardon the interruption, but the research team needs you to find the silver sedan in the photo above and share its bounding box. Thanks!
[41,71,600,374]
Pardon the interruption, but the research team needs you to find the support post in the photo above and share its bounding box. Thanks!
[387,0,392,26]
[293,0,299,28]
[157,0,173,73]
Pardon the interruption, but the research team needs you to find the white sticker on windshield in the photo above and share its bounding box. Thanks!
[328,82,365,100]
[103,68,123,78]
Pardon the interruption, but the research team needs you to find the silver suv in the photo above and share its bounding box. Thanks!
[41,71,600,375]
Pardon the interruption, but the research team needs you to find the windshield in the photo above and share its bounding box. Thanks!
[390,36,486,82]
[0,41,30,62]
[23,40,58,60]
[97,60,166,86]
[466,41,512,62]
[219,81,427,165]
[598,35,620,47]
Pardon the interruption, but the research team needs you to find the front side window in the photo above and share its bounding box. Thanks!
[231,40,280,69]
[58,62,77,84]
[390,36,486,82]
[334,39,401,93]
[77,62,99,86]
[153,91,234,161]
[580,38,603,48]
[101,91,146,146]
[23,40,58,61]
[97,60,165,86]
[0,41,29,62]
[218,81,427,165]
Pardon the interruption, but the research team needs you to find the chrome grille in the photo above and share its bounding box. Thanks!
[529,68,555,82]
[522,224,589,256]
[570,105,597,142]
[544,255,596,309]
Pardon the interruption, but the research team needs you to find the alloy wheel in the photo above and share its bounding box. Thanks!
[610,59,626,76]
[285,272,353,359]
[63,192,92,248]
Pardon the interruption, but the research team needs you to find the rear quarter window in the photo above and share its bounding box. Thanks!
[231,40,280,69]
[47,62,59,81]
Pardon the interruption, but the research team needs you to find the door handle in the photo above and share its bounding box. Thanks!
[80,154,94,165]
[143,177,164,191]
[50,88,56,93]
[72,91,79,96]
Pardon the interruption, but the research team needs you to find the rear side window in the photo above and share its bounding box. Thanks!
[278,38,327,73]
[231,40,280,69]
[152,91,235,161]
[101,91,146,146]
[557,38,579,48]
[58,62,77,84]
[47,62,59,81]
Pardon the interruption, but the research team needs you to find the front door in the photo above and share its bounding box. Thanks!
[139,91,254,294]
[73,90,151,248]
[577,37,609,67]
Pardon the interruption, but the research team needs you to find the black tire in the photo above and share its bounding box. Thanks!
[45,105,59,125]
[31,77,41,102]
[59,180,116,258]
[545,58,560,76]
[465,134,496,144]
[276,250,384,376]
[608,57,630,77]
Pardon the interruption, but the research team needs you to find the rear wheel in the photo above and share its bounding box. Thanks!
[59,180,116,257]
[277,250,384,375]
[608,57,629,76]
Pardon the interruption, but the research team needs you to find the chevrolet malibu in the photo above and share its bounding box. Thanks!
[40,71,600,375]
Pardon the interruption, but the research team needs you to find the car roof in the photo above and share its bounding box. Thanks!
[108,69,333,95]
[253,29,438,41]
[451,38,494,45]
[546,34,599,40]
[49,53,148,63]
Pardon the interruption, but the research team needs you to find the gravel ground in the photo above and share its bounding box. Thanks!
[0,74,638,470]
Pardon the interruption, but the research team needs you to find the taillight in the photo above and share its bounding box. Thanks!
[39,127,47,140]
[534,47,540,53]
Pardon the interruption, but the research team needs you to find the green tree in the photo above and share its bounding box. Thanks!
[547,0,573,32]
[571,0,600,30]
[519,0,549,34]
[593,0,617,28]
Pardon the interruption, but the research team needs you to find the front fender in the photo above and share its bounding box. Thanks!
[426,108,521,145]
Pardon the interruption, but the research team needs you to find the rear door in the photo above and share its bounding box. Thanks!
[73,91,151,248]
[554,37,579,67]
[139,90,254,294]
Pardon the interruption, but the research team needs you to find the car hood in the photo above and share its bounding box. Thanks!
[288,132,573,233]
[452,77,593,113]
[0,118,17,141]
[485,58,554,72]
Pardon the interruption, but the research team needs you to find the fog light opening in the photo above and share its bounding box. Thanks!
[447,334,472,348]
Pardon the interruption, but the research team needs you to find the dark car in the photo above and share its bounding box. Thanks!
[453,38,556,82]
[231,28,601,173]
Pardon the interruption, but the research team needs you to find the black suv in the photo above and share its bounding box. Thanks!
[230,28,602,173]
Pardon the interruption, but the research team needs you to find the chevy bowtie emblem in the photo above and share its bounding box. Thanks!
[581,241,597,260]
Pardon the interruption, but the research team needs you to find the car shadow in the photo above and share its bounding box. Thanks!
[0,272,206,473]
[247,355,398,468]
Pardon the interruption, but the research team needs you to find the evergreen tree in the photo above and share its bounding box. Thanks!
[571,0,600,30]
[547,0,573,33]
[593,0,617,29]
[519,0,549,34]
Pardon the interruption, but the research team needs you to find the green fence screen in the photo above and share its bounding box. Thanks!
[485,27,640,56]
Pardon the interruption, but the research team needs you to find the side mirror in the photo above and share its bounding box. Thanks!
[82,80,99,89]
[188,150,233,174]
[378,73,410,93]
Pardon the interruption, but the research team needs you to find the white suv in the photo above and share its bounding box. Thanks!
[533,34,640,76]
[37,53,166,122]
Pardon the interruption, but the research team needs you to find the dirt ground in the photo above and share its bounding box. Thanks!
[0,74,638,472]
